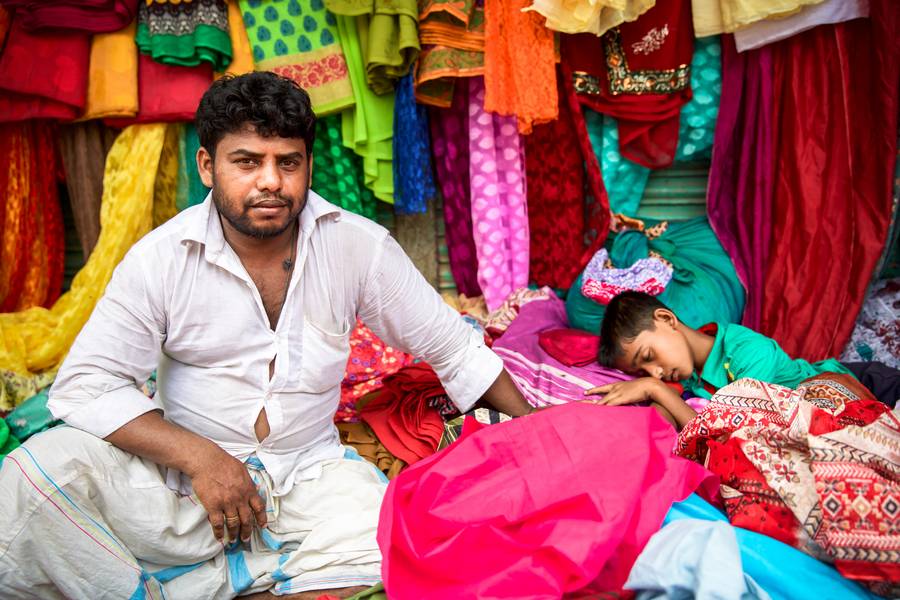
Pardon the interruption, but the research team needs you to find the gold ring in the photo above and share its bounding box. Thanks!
[225,515,240,523]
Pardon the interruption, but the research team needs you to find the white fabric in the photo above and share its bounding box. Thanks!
[733,0,869,52]
[0,426,386,599]
[48,190,503,495]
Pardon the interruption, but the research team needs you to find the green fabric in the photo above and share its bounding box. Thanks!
[326,0,419,95]
[347,583,387,600]
[176,124,210,212]
[335,14,395,203]
[136,22,233,70]
[566,218,745,334]
[313,113,379,219]
[587,37,722,216]
[4,387,59,443]
[0,417,20,459]
[685,323,854,399]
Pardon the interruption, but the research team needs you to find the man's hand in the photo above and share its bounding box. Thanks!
[584,377,663,406]
[186,446,267,543]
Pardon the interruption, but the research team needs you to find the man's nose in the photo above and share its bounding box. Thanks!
[256,161,281,192]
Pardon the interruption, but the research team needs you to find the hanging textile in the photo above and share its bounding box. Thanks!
[706,37,773,333]
[153,123,181,229]
[325,0,419,95]
[217,0,253,77]
[0,5,8,43]
[585,36,722,217]
[525,71,585,290]
[733,0,869,52]
[175,123,210,212]
[524,0,652,37]
[761,0,900,360]
[239,0,354,115]
[106,53,213,125]
[335,13,395,203]
[0,125,167,410]
[562,0,694,169]
[677,375,900,596]
[136,0,232,71]
[0,122,65,315]
[483,0,556,134]
[392,73,436,215]
[0,0,137,33]
[0,17,90,122]
[430,85,480,297]
[58,122,120,260]
[467,77,529,311]
[691,0,826,37]
[378,402,717,599]
[81,20,139,120]
[312,113,379,219]
[414,0,483,108]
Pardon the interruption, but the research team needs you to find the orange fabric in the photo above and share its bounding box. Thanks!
[82,20,139,120]
[215,0,253,79]
[483,0,557,134]
[0,123,65,312]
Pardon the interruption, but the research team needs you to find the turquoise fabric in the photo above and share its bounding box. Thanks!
[587,37,722,216]
[566,218,745,334]
[666,495,879,600]
[176,123,210,212]
[4,387,58,445]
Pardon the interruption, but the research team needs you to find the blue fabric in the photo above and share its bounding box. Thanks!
[225,545,254,594]
[666,495,879,600]
[392,72,436,214]
[149,562,205,584]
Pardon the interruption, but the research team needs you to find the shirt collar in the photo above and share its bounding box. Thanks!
[693,322,729,391]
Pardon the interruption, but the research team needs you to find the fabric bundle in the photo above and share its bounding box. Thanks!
[359,363,446,465]
[136,0,233,71]
[378,402,717,598]
[581,248,673,305]
[0,0,138,33]
[525,0,653,37]
[677,374,900,596]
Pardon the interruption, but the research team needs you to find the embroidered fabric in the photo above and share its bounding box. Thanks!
[392,73,437,215]
[136,0,232,70]
[581,248,674,305]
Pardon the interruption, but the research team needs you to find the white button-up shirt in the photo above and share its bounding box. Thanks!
[48,191,502,495]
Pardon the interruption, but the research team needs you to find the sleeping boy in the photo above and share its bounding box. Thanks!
[585,291,898,427]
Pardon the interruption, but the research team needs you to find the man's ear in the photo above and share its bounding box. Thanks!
[654,308,679,330]
[197,146,214,188]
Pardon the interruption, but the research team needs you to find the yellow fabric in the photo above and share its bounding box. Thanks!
[0,125,167,410]
[691,0,825,36]
[154,124,181,228]
[216,0,254,79]
[524,0,654,36]
[81,20,139,120]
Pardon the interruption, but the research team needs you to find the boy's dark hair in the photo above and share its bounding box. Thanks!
[598,291,671,367]
[195,72,316,159]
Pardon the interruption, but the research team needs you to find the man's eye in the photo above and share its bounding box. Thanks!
[281,160,298,168]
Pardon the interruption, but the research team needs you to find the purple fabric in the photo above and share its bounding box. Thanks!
[582,248,674,304]
[492,296,631,407]
[467,77,530,311]
[430,85,481,297]
[706,37,774,331]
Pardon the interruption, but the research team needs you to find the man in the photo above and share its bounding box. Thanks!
[0,72,531,599]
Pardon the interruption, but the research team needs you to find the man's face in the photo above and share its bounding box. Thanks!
[613,317,695,383]
[197,125,311,239]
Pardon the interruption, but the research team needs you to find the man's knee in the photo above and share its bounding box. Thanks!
[4,426,113,481]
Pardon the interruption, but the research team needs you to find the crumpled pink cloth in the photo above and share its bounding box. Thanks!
[378,402,718,599]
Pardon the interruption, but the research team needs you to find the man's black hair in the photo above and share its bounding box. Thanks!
[195,72,316,159]
[598,291,671,367]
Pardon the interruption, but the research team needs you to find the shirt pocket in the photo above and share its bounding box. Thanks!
[299,316,351,393]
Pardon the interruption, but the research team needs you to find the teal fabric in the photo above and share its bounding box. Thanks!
[587,37,722,216]
[666,495,879,600]
[566,218,745,334]
[176,123,211,212]
[0,418,19,459]
[4,387,58,445]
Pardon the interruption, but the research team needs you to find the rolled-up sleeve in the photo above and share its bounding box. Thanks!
[48,248,165,438]
[357,235,502,413]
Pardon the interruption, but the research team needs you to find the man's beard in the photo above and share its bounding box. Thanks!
[212,186,307,239]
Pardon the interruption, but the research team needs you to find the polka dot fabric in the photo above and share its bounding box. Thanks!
[312,113,379,219]
[467,77,529,311]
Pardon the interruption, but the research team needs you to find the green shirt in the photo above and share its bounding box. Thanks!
[684,323,853,399]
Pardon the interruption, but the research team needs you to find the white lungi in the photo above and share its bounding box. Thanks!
[0,426,387,599]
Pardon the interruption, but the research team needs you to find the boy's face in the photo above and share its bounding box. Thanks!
[613,314,695,383]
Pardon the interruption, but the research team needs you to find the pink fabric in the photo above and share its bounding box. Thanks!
[378,402,718,599]
[467,77,529,311]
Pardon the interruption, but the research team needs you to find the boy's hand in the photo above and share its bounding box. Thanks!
[583,378,664,406]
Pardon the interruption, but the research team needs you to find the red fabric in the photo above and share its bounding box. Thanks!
[761,0,900,361]
[560,0,693,169]
[106,53,212,126]
[0,0,137,33]
[359,364,446,465]
[526,71,586,290]
[0,16,89,122]
[538,328,599,367]
[378,403,717,599]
